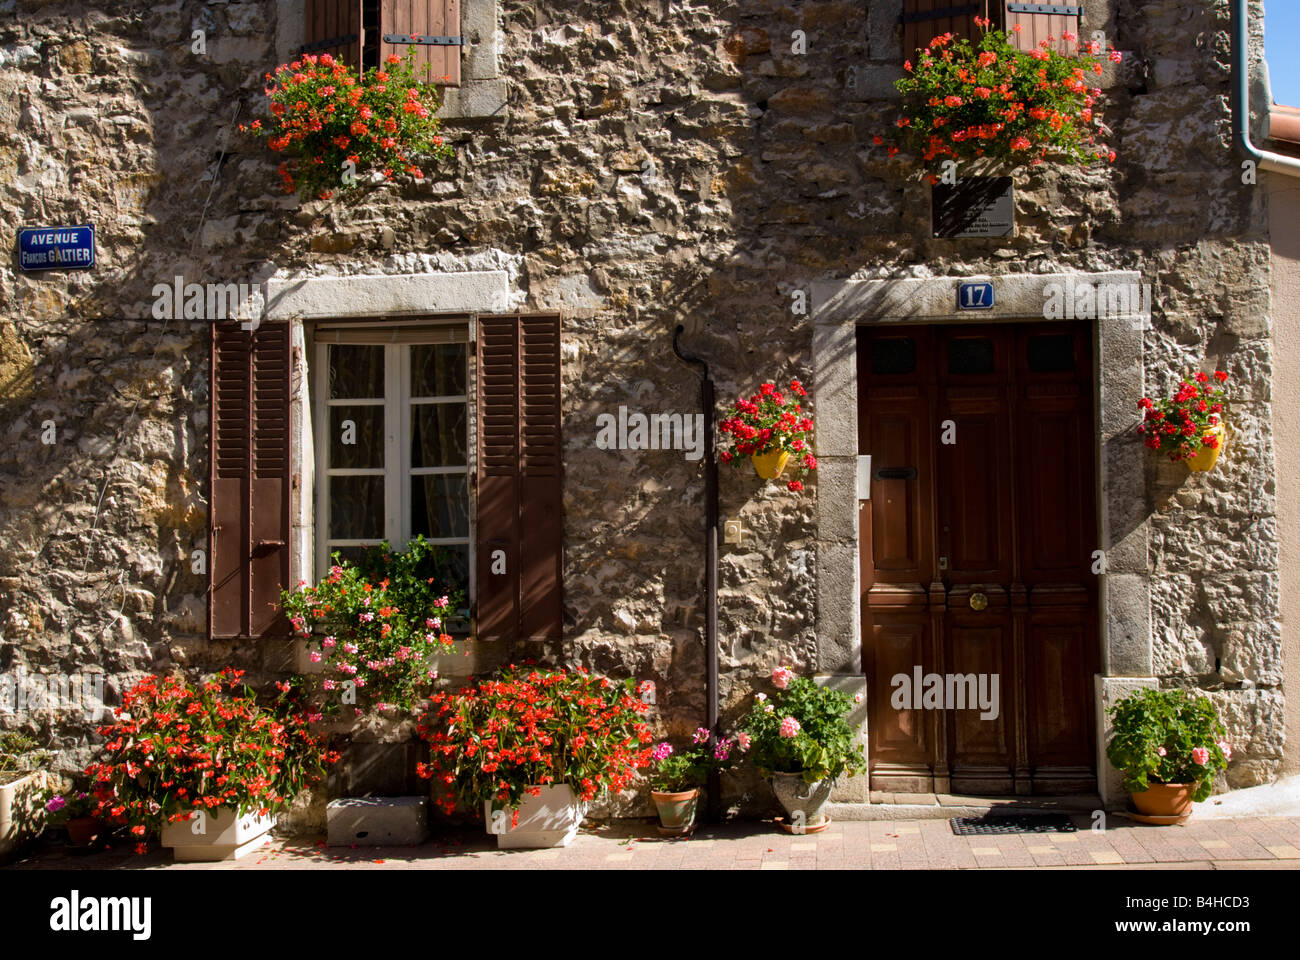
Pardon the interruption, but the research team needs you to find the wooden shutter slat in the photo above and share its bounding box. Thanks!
[901,1,990,56]
[474,312,563,642]
[1004,3,1079,55]
[302,0,363,72]
[380,0,461,86]
[210,321,292,640]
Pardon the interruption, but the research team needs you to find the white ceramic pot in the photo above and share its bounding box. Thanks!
[160,806,275,861]
[769,771,833,831]
[483,784,587,849]
[0,770,46,862]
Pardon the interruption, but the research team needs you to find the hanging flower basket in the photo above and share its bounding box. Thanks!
[886,17,1121,181]
[718,380,817,493]
[240,47,454,201]
[1137,371,1230,470]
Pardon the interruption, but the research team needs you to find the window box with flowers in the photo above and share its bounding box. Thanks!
[886,17,1122,182]
[240,47,454,201]
[718,379,817,493]
[1137,371,1230,472]
[415,665,654,848]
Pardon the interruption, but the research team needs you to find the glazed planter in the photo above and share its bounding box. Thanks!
[0,771,46,862]
[751,450,790,480]
[65,816,105,847]
[484,784,587,849]
[650,788,700,836]
[1185,423,1227,472]
[769,771,832,833]
[159,806,275,862]
[1130,782,1195,819]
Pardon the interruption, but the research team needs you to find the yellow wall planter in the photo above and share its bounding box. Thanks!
[751,450,790,479]
[1185,423,1227,472]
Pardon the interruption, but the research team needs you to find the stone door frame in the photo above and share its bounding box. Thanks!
[811,272,1156,804]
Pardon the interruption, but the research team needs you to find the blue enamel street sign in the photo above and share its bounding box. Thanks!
[958,281,995,311]
[18,224,95,271]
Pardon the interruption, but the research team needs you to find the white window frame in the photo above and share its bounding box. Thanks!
[311,325,473,599]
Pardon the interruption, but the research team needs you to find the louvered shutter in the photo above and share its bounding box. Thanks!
[210,321,292,640]
[1002,3,1081,55]
[302,0,364,71]
[474,312,563,641]
[901,2,993,56]
[380,0,463,87]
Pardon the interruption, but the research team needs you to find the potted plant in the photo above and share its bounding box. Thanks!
[42,788,105,847]
[1138,371,1230,472]
[282,535,463,717]
[85,670,330,859]
[416,665,654,848]
[1105,688,1231,822]
[240,46,454,201]
[0,732,48,862]
[718,379,817,491]
[646,728,743,836]
[888,17,1121,181]
[739,667,864,834]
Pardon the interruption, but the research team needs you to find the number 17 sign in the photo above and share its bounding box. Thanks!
[957,281,995,311]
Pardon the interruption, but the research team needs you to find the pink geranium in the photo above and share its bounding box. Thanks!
[772,666,794,690]
[1191,746,1210,766]
[779,716,801,739]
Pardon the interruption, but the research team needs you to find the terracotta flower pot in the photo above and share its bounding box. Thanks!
[65,816,104,847]
[1185,423,1226,472]
[751,450,790,480]
[1130,782,1195,818]
[650,788,699,836]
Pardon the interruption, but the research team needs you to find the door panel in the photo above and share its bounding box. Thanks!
[859,322,1097,796]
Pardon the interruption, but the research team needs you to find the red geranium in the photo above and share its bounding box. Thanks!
[1137,370,1230,462]
[718,379,817,493]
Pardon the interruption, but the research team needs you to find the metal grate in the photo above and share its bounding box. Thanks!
[950,814,1078,835]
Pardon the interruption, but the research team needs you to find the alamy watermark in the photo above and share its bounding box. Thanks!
[1042,276,1152,330]
[890,667,1000,721]
[595,406,705,461]
[152,275,263,330]
[0,666,108,721]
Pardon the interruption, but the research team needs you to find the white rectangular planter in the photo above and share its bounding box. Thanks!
[160,806,275,862]
[484,784,587,849]
[0,771,46,863]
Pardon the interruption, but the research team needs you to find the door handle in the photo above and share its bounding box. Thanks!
[969,592,988,611]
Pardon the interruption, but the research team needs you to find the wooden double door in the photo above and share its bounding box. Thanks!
[858,323,1098,796]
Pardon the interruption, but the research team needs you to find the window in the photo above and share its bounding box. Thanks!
[900,3,1082,58]
[313,328,471,590]
[302,0,464,86]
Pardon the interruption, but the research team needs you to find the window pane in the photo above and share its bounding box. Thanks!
[948,338,994,375]
[411,404,467,468]
[411,343,467,397]
[411,475,470,539]
[871,338,916,375]
[326,544,378,568]
[1027,334,1075,373]
[330,406,384,468]
[329,345,384,399]
[428,545,470,602]
[328,476,385,539]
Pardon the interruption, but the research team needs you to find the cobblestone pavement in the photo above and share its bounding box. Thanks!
[8,814,1300,870]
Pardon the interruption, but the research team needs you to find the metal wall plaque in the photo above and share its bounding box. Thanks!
[957,281,995,311]
[932,177,1014,239]
[18,224,95,271]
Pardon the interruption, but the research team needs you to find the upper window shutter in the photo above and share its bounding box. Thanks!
[302,0,364,71]
[380,0,463,87]
[900,2,992,56]
[474,312,563,642]
[209,321,292,640]
[1002,3,1081,54]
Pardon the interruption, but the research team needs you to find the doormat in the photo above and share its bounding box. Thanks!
[949,813,1078,836]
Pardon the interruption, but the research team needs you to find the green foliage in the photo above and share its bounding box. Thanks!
[646,731,738,792]
[739,673,864,784]
[0,732,46,774]
[1105,688,1230,803]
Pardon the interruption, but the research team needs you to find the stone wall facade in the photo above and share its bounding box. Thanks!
[0,0,1287,819]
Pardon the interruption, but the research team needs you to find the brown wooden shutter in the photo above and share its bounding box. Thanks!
[901,2,992,56]
[474,312,563,641]
[210,321,292,640]
[302,0,364,71]
[1002,3,1081,55]
[379,0,462,87]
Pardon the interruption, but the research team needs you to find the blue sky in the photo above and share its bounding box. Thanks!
[1267,3,1300,105]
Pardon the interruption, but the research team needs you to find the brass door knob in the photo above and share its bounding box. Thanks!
[969,592,988,611]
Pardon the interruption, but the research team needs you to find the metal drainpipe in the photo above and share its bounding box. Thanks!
[1230,0,1300,178]
[672,324,720,822]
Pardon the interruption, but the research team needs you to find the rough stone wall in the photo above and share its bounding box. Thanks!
[0,0,1284,807]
